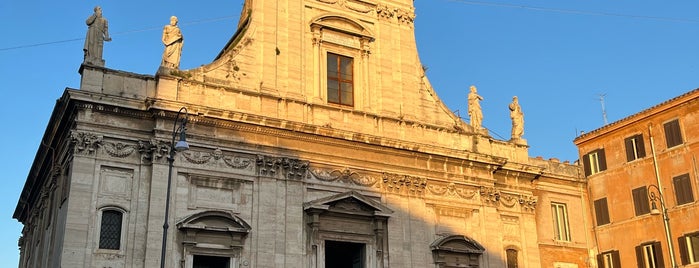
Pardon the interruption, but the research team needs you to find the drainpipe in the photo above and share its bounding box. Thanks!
[648,125,677,268]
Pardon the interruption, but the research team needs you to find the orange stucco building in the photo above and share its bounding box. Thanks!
[574,89,699,268]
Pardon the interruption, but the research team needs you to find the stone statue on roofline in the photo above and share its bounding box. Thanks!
[467,85,484,129]
[161,16,183,69]
[84,6,111,66]
[509,96,525,142]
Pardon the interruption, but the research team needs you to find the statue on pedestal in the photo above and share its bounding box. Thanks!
[467,85,484,129]
[509,96,524,140]
[161,16,183,69]
[84,6,111,66]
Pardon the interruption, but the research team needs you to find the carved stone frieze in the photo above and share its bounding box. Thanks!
[427,182,478,200]
[181,148,253,170]
[256,155,282,177]
[478,186,537,211]
[138,139,169,162]
[70,131,102,155]
[309,167,378,186]
[381,172,426,196]
[479,186,500,203]
[396,8,415,24]
[376,4,394,19]
[103,141,136,158]
[316,0,375,14]
[256,155,308,180]
[281,158,309,180]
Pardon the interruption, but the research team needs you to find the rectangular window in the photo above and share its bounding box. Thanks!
[597,250,621,268]
[551,202,571,241]
[673,174,694,205]
[327,53,354,106]
[594,198,611,226]
[583,148,607,176]
[632,186,651,216]
[625,134,646,161]
[636,242,664,268]
[679,232,699,264]
[664,119,683,148]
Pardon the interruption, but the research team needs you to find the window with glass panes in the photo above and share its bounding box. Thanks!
[327,53,354,106]
[551,202,571,241]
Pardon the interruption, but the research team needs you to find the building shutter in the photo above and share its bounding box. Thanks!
[632,187,650,216]
[597,254,604,267]
[612,250,621,268]
[625,137,634,162]
[594,198,610,225]
[598,149,607,171]
[636,135,646,158]
[636,245,644,268]
[673,174,694,205]
[664,119,682,147]
[653,241,665,268]
[679,236,689,265]
[583,153,592,176]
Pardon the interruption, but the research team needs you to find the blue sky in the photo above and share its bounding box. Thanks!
[1,0,698,265]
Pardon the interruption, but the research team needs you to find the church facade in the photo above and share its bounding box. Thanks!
[14,0,592,267]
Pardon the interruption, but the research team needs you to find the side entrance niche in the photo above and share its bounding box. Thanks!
[304,191,393,268]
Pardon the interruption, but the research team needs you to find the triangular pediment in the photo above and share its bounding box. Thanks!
[304,191,393,217]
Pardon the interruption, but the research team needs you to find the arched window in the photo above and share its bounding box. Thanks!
[99,209,123,250]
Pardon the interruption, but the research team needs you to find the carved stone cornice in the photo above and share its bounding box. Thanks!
[381,173,426,196]
[70,131,102,155]
[103,141,136,158]
[309,167,379,186]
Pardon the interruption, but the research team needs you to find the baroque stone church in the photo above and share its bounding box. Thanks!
[14,0,592,267]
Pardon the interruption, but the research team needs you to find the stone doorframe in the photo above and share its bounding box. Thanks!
[176,210,251,268]
[304,191,393,268]
[430,235,486,268]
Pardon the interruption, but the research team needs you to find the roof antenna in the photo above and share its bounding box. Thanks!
[598,93,608,125]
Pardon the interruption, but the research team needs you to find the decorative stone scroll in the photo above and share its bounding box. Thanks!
[70,131,103,155]
[309,167,379,186]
